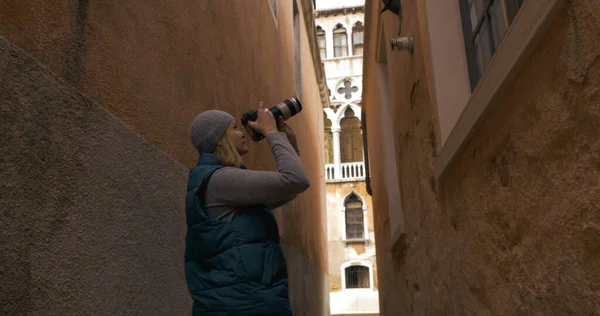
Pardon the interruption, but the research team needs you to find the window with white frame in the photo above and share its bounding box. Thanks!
[333,24,348,57]
[352,21,364,56]
[344,193,364,239]
[345,265,370,289]
[459,0,524,89]
[317,26,327,60]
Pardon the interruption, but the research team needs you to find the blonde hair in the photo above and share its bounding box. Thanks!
[214,132,244,168]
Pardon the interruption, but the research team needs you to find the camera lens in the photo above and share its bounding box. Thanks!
[241,96,303,142]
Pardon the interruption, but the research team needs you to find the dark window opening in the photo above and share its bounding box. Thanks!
[345,265,370,289]
[459,0,524,89]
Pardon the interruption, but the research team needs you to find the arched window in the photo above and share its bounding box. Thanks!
[333,24,348,57]
[324,113,333,164]
[352,21,364,55]
[345,265,370,289]
[316,26,327,60]
[344,193,364,239]
[340,107,363,163]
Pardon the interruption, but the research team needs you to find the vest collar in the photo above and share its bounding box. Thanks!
[196,152,223,167]
[196,153,247,169]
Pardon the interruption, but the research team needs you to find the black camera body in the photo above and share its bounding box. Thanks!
[241,96,303,142]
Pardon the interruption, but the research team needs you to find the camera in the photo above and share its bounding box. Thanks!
[241,96,303,141]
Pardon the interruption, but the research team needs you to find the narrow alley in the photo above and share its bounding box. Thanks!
[1,0,600,315]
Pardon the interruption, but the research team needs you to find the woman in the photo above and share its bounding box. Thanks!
[185,101,310,315]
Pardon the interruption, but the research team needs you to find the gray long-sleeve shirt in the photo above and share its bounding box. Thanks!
[203,132,310,221]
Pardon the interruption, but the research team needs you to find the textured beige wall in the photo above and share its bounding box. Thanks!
[363,0,600,315]
[0,0,293,168]
[1,0,327,314]
[275,0,329,274]
[0,38,190,315]
[362,1,434,313]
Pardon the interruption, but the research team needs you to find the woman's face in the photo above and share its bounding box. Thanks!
[225,121,249,155]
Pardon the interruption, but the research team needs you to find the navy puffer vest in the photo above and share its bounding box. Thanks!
[184,153,292,316]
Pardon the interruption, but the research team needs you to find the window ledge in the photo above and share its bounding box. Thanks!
[329,98,363,105]
[434,0,566,180]
[326,178,366,183]
[323,55,363,61]
[341,288,375,292]
[344,238,369,245]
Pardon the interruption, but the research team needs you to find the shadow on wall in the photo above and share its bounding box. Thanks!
[0,37,190,315]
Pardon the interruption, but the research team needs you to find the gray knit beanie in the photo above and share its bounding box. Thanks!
[190,110,234,153]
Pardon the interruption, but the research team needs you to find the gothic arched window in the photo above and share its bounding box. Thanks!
[352,21,364,55]
[333,24,348,57]
[344,193,364,240]
[317,26,327,60]
[340,107,363,163]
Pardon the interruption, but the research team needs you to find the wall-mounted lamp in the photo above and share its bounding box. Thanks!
[381,0,414,53]
[390,36,414,53]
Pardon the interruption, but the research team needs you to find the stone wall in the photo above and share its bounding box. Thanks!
[362,0,600,315]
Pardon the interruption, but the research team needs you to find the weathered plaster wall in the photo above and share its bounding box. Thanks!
[362,0,435,313]
[275,0,329,277]
[275,1,329,312]
[441,2,600,314]
[1,0,328,314]
[0,38,190,315]
[283,240,330,316]
[363,0,600,315]
[0,0,292,167]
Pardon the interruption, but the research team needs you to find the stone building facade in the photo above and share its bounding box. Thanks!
[315,1,379,315]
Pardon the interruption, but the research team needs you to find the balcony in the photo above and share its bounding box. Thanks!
[325,162,365,182]
[329,289,379,315]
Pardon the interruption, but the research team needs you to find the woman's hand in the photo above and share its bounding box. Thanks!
[277,117,299,153]
[247,101,278,137]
